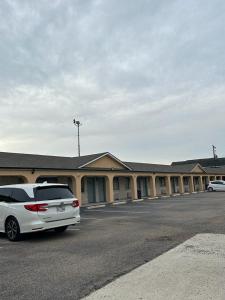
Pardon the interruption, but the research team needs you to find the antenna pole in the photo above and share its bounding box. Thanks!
[212,145,217,159]
[78,122,80,157]
[73,118,82,157]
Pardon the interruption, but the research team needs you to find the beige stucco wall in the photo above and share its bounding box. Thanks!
[0,165,224,206]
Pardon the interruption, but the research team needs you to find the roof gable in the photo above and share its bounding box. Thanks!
[79,153,132,170]
[191,164,206,173]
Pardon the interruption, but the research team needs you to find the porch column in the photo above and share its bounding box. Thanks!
[165,176,172,196]
[73,175,82,205]
[208,176,211,183]
[199,176,204,191]
[131,175,138,200]
[189,176,194,193]
[25,174,39,183]
[106,175,114,204]
[178,176,184,194]
[149,175,157,197]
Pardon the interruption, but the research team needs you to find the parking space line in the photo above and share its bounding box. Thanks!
[87,204,106,210]
[86,210,151,214]
[81,217,103,220]
[112,201,127,205]
[133,199,144,202]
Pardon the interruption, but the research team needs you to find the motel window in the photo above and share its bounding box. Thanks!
[159,177,165,186]
[194,177,199,184]
[81,178,85,193]
[183,177,189,185]
[113,177,120,190]
[125,177,130,190]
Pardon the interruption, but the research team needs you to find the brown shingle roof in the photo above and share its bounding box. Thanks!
[203,166,225,175]
[0,151,108,170]
[123,161,200,174]
[0,151,224,175]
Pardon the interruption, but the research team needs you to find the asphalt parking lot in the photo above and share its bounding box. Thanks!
[0,192,225,300]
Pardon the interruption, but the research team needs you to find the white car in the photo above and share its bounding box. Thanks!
[208,180,225,192]
[0,183,80,241]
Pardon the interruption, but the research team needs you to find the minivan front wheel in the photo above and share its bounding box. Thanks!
[5,217,21,241]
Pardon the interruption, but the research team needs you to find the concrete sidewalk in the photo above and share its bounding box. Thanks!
[83,234,225,300]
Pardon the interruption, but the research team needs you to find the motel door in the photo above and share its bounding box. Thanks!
[87,177,96,203]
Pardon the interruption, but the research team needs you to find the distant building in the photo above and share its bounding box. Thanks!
[172,157,225,167]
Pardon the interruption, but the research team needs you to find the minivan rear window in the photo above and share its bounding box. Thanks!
[34,186,74,201]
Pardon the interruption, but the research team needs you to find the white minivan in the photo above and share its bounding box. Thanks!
[207,180,225,192]
[0,183,80,241]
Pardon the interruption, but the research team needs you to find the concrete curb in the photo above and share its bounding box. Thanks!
[81,191,208,210]
[83,233,225,300]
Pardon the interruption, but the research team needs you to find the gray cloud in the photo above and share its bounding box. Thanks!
[0,0,225,163]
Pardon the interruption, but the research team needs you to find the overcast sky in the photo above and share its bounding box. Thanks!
[0,0,225,164]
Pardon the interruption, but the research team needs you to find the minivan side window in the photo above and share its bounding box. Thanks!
[11,189,31,202]
[0,188,31,203]
[0,188,13,202]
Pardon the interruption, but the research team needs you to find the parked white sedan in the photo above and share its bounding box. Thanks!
[0,183,80,241]
[208,180,225,192]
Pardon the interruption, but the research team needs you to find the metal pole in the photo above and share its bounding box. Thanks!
[77,122,80,157]
[73,119,82,157]
[212,145,217,159]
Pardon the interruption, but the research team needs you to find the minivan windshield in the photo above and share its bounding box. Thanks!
[34,186,74,201]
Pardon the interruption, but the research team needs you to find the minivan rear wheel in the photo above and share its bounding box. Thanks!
[54,226,68,233]
[208,187,213,192]
[5,217,21,241]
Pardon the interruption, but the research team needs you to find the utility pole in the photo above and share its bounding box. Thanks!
[212,145,217,159]
[73,118,82,157]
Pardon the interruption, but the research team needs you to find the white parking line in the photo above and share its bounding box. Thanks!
[86,210,151,214]
[87,204,106,210]
[133,199,144,202]
[81,217,103,220]
[112,201,127,205]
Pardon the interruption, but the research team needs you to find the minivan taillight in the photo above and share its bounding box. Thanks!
[24,203,48,212]
[72,200,79,208]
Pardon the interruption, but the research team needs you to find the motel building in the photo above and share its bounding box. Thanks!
[0,151,225,206]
